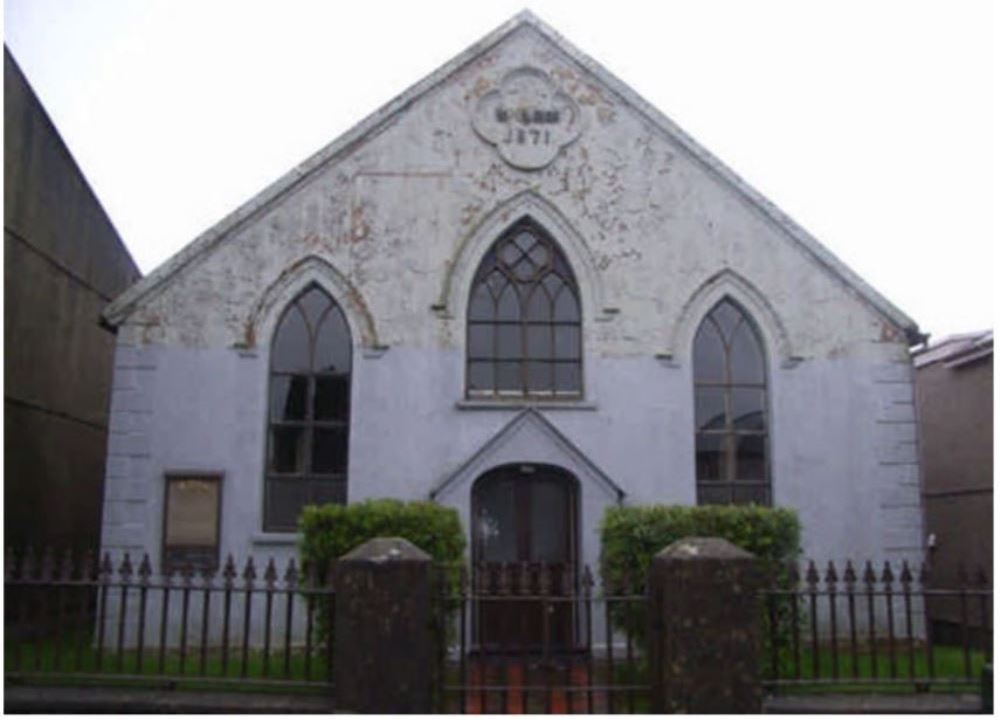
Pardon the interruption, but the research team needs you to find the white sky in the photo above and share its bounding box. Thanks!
[4,0,995,341]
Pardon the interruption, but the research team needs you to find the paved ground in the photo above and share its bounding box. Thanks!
[3,686,339,714]
[4,684,985,714]
[764,692,983,714]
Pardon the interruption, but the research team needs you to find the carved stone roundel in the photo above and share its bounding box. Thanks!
[472,67,582,170]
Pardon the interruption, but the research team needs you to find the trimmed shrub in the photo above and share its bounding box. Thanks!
[599,504,801,649]
[299,498,466,570]
[298,498,467,654]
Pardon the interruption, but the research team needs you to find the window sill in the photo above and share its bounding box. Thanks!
[455,398,597,411]
[251,532,300,547]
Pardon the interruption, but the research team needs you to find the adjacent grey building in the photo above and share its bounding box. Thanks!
[913,330,992,641]
[4,47,142,550]
[96,12,926,645]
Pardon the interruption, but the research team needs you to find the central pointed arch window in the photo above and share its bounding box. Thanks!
[265,284,351,531]
[466,219,582,398]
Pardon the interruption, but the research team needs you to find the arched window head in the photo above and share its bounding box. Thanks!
[467,218,582,398]
[692,299,770,505]
[265,284,351,531]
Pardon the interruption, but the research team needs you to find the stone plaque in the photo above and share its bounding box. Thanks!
[472,67,582,170]
[163,474,221,570]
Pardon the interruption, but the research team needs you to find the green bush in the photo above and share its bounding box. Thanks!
[298,498,467,657]
[299,498,466,571]
[599,504,801,650]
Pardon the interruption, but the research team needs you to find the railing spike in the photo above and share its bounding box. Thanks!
[582,565,594,596]
[99,552,114,580]
[561,564,573,596]
[788,562,800,586]
[518,562,531,595]
[22,546,37,580]
[899,560,913,586]
[81,550,96,581]
[805,559,819,587]
[222,554,237,587]
[497,563,511,596]
[138,553,153,584]
[4,547,16,581]
[119,552,134,581]
[957,563,969,587]
[881,560,895,587]
[974,565,989,587]
[918,560,931,586]
[40,546,56,580]
[264,557,278,588]
[181,563,195,587]
[243,556,257,585]
[458,564,468,596]
[843,560,857,587]
[863,560,877,586]
[60,548,75,581]
[538,563,551,596]
[825,560,838,587]
[284,557,299,588]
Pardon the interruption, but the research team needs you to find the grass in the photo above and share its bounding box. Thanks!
[5,635,332,694]
[766,643,988,694]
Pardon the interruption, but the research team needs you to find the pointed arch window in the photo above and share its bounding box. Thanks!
[693,299,770,505]
[265,284,351,531]
[466,219,582,398]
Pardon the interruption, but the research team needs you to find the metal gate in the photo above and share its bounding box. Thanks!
[433,563,650,713]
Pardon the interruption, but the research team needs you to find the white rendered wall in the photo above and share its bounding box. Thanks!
[99,25,923,642]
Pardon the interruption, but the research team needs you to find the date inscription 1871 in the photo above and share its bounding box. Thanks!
[472,67,582,170]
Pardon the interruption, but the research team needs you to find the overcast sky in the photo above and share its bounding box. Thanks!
[4,0,995,341]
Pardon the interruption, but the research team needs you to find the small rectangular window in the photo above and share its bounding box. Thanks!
[163,473,222,572]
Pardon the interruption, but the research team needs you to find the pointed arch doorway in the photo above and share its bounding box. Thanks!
[471,463,579,652]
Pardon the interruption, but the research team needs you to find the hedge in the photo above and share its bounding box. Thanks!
[299,498,466,571]
[299,498,467,650]
[599,504,801,648]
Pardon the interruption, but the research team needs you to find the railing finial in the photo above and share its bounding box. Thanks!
[264,557,278,589]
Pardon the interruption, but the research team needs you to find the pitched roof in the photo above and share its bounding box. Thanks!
[103,10,921,342]
[429,407,625,502]
[913,329,993,368]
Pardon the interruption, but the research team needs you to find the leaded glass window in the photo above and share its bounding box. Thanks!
[467,219,582,397]
[693,299,770,505]
[265,284,351,531]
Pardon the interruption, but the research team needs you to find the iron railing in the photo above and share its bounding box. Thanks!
[4,547,336,693]
[433,562,650,714]
[761,559,992,692]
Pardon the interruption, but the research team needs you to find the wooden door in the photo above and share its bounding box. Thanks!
[473,465,577,652]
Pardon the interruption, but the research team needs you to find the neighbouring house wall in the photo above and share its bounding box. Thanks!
[916,352,992,634]
[4,47,141,550]
[99,25,923,625]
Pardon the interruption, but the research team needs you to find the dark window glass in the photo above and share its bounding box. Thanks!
[270,375,308,421]
[265,284,351,531]
[314,376,349,421]
[466,219,582,397]
[271,308,310,373]
[693,299,770,505]
[271,427,305,473]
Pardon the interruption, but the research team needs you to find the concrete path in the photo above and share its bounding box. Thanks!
[4,686,338,714]
[764,692,983,714]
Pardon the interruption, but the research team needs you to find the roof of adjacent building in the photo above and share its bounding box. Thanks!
[913,330,993,369]
[101,10,921,343]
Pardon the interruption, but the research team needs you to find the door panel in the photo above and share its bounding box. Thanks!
[473,466,577,652]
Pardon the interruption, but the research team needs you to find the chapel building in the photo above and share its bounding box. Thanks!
[99,12,925,607]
